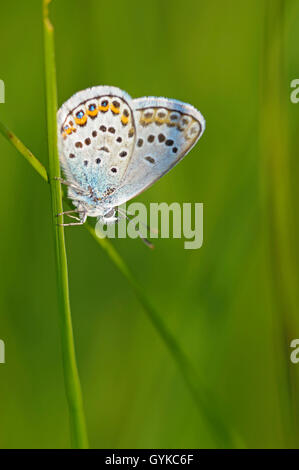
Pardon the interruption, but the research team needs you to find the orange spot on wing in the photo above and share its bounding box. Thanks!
[98,104,109,112]
[110,104,120,114]
[75,115,87,126]
[121,115,129,125]
[87,108,98,117]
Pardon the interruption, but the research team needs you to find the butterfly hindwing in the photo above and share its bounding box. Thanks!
[57,86,136,202]
[109,96,205,206]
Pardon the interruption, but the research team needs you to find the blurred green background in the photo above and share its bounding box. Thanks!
[0,0,299,449]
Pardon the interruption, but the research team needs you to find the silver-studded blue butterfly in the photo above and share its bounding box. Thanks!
[57,86,205,226]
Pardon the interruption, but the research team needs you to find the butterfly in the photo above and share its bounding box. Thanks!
[57,86,205,228]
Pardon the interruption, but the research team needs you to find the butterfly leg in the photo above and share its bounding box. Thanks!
[54,177,73,187]
[56,209,86,220]
[54,177,88,196]
[58,221,84,227]
[57,210,87,227]
[62,214,81,221]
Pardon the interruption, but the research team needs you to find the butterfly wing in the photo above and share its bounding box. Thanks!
[107,96,205,207]
[57,86,136,202]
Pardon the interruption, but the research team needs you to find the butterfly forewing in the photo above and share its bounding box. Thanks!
[57,86,136,202]
[109,97,205,206]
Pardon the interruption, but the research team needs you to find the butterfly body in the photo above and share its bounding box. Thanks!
[57,86,205,225]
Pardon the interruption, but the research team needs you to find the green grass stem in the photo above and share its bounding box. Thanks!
[0,121,48,182]
[42,0,88,449]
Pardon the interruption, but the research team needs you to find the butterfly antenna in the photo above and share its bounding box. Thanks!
[117,208,155,249]
[140,236,155,249]
[117,208,159,236]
